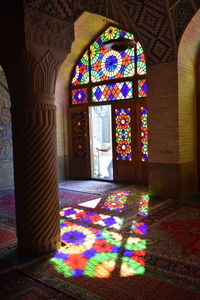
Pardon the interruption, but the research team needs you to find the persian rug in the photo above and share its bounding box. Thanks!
[59,180,128,194]
[59,190,100,208]
[0,189,15,217]
[21,258,200,300]
[0,223,16,252]
[141,206,200,291]
[0,270,75,299]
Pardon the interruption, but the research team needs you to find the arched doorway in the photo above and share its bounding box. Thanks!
[68,25,148,184]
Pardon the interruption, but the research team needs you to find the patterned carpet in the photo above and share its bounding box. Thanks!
[59,180,129,194]
[0,270,75,299]
[0,183,200,299]
[0,223,16,252]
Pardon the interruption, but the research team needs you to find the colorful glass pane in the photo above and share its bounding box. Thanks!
[60,207,124,230]
[120,237,146,276]
[50,220,122,278]
[138,79,147,98]
[138,194,150,217]
[101,191,130,212]
[71,51,89,86]
[72,88,87,104]
[92,82,133,102]
[136,42,146,75]
[71,112,87,159]
[90,26,135,82]
[141,107,148,161]
[115,108,132,160]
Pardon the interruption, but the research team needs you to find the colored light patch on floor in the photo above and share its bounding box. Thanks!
[120,237,146,277]
[101,191,130,212]
[60,207,124,230]
[78,198,101,208]
[138,194,149,217]
[50,221,122,278]
[130,221,147,235]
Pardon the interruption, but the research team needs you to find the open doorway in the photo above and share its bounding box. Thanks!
[89,105,113,180]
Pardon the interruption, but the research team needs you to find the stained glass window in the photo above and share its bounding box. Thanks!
[115,108,132,160]
[70,25,148,184]
[90,26,135,82]
[138,79,147,98]
[136,42,146,75]
[141,107,148,161]
[92,82,133,102]
[72,88,87,104]
[71,51,89,86]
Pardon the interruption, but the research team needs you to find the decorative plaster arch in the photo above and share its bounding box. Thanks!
[178,8,200,197]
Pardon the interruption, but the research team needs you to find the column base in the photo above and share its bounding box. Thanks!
[17,235,60,256]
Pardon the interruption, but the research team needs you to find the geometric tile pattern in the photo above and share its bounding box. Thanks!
[92,82,133,102]
[121,0,175,64]
[171,0,194,40]
[26,0,176,64]
[60,207,124,230]
[26,0,200,64]
[101,191,130,212]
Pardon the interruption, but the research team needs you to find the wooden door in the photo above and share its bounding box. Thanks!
[68,109,90,179]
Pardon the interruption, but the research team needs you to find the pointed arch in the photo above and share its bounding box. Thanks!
[68,24,148,183]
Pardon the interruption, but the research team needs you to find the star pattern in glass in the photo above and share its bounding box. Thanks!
[115,108,132,160]
[141,107,148,161]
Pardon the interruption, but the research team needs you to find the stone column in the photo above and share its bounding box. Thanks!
[0,8,74,255]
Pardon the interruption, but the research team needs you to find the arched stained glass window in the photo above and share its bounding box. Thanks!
[69,25,148,183]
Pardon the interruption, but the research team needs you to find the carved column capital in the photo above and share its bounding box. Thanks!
[0,8,74,103]
[24,7,74,59]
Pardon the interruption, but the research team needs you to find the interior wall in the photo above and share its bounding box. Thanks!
[0,66,14,190]
[55,12,116,181]
[148,61,180,198]
[178,9,200,198]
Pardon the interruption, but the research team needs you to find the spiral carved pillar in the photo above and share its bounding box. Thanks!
[11,102,60,254]
[0,8,74,255]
